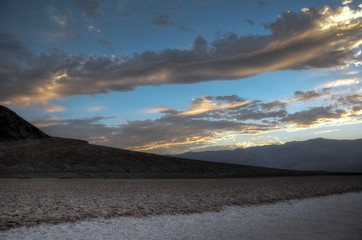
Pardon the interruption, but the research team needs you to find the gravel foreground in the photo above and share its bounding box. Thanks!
[1,175,362,231]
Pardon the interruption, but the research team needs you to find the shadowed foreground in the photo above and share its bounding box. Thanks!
[1,175,362,231]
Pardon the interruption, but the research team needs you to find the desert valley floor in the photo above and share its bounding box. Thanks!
[1,175,362,231]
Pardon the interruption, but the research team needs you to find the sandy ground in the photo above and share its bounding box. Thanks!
[1,175,362,231]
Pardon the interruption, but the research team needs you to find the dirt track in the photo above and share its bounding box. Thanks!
[1,175,362,230]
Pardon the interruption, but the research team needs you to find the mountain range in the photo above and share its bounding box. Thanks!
[0,105,311,178]
[174,138,362,172]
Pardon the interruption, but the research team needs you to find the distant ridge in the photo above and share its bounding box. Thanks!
[0,105,316,178]
[0,105,49,141]
[174,138,362,172]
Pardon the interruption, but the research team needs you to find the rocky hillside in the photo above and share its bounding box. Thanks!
[0,105,49,141]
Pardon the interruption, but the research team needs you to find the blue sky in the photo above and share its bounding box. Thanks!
[1,0,361,154]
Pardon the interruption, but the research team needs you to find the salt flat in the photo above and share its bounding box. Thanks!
[1,175,362,231]
[1,191,362,240]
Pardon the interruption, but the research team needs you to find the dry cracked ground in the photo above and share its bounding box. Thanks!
[1,175,362,231]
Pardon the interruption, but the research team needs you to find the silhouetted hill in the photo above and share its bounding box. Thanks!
[0,137,312,178]
[0,105,314,178]
[0,105,49,141]
[174,138,362,172]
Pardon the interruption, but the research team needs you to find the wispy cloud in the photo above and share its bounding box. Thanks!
[314,129,340,134]
[178,96,251,117]
[145,107,172,114]
[257,0,266,8]
[87,106,104,112]
[88,25,100,34]
[45,105,66,113]
[232,140,284,149]
[45,5,80,40]
[87,25,113,51]
[151,13,173,26]
[342,0,353,5]
[320,78,360,88]
[244,19,254,26]
[75,0,102,19]
[88,136,109,144]
[33,116,60,128]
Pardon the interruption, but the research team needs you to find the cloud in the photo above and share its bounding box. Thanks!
[232,140,284,149]
[37,114,271,153]
[88,25,100,34]
[179,25,192,32]
[145,107,172,114]
[87,25,113,51]
[1,4,362,106]
[244,19,254,26]
[88,136,109,144]
[342,0,353,5]
[257,0,266,8]
[282,106,346,126]
[36,116,116,140]
[33,116,61,128]
[36,86,362,154]
[289,90,322,102]
[87,106,104,112]
[151,13,173,26]
[337,94,362,104]
[45,105,66,113]
[177,96,251,117]
[45,5,80,40]
[75,0,101,19]
[320,78,360,88]
[314,129,340,134]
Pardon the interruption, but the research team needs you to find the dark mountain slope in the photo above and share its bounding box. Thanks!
[174,138,362,172]
[0,137,310,178]
[0,105,49,141]
[0,105,314,178]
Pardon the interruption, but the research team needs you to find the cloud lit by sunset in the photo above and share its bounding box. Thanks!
[1,0,361,154]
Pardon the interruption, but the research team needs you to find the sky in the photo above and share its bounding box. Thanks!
[0,0,361,154]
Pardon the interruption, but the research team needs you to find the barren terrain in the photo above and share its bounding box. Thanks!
[1,175,362,231]
[0,138,314,178]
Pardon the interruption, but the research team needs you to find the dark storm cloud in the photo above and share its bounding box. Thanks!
[151,13,173,26]
[1,4,361,106]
